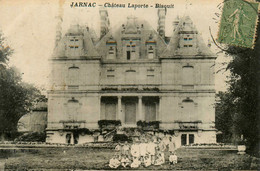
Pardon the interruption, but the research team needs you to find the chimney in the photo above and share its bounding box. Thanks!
[55,3,64,47]
[157,8,167,38]
[99,8,110,39]
[172,16,180,31]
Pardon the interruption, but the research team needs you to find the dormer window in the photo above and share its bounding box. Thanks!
[109,47,114,54]
[123,38,140,60]
[146,39,156,59]
[66,36,83,57]
[131,45,136,52]
[106,38,117,59]
[184,38,192,41]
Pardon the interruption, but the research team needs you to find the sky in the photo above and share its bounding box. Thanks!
[0,0,230,92]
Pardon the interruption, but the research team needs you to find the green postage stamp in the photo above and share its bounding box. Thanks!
[217,0,259,48]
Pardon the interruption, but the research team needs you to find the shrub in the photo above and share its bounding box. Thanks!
[136,120,160,129]
[15,132,46,142]
[113,134,131,143]
[98,120,121,129]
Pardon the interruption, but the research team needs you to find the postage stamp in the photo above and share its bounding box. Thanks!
[217,0,259,48]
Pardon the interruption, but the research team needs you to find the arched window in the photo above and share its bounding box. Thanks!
[182,65,194,85]
[68,66,79,86]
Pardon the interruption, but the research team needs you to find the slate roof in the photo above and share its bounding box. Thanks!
[95,16,167,59]
[52,15,215,59]
[162,16,215,58]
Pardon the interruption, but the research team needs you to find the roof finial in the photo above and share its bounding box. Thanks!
[184,0,192,16]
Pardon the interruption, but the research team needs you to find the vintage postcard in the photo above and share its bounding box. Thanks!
[0,0,259,170]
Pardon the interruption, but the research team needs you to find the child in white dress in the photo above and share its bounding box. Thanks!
[121,155,130,168]
[109,154,121,169]
[169,152,178,164]
[130,156,141,168]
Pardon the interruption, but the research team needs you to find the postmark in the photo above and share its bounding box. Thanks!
[217,0,259,48]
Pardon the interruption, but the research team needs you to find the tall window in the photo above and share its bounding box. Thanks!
[127,51,131,60]
[148,46,154,59]
[67,98,80,121]
[68,66,79,86]
[107,46,116,59]
[182,98,195,121]
[125,69,136,84]
[182,66,194,85]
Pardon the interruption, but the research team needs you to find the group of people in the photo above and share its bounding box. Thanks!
[109,135,178,168]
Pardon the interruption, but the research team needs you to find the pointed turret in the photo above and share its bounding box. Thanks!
[162,16,215,58]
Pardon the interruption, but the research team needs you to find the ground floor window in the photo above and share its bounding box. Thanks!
[189,134,194,144]
[181,134,187,146]
[181,133,195,146]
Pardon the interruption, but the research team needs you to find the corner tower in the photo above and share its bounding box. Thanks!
[47,19,101,144]
[160,16,217,145]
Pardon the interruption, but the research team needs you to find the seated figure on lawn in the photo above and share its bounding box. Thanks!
[143,154,152,167]
[109,154,121,169]
[121,154,131,168]
[130,156,141,168]
[169,151,178,164]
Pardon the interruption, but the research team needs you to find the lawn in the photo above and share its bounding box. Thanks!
[1,147,259,170]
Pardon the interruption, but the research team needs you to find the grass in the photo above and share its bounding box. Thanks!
[1,147,260,170]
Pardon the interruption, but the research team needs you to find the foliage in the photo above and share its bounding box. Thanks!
[0,32,44,140]
[136,120,160,129]
[15,132,46,142]
[215,92,235,143]
[71,128,93,135]
[112,134,131,143]
[98,120,121,129]
[216,15,259,156]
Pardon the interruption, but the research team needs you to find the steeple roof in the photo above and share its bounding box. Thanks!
[162,16,216,58]
[52,24,99,58]
[95,16,167,59]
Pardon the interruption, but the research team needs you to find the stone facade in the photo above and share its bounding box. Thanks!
[47,9,217,145]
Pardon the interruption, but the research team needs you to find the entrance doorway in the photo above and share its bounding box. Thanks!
[125,102,136,124]
[145,102,156,121]
[105,103,116,120]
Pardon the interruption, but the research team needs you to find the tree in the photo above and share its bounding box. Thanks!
[215,92,235,143]
[0,32,43,140]
[216,15,259,156]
